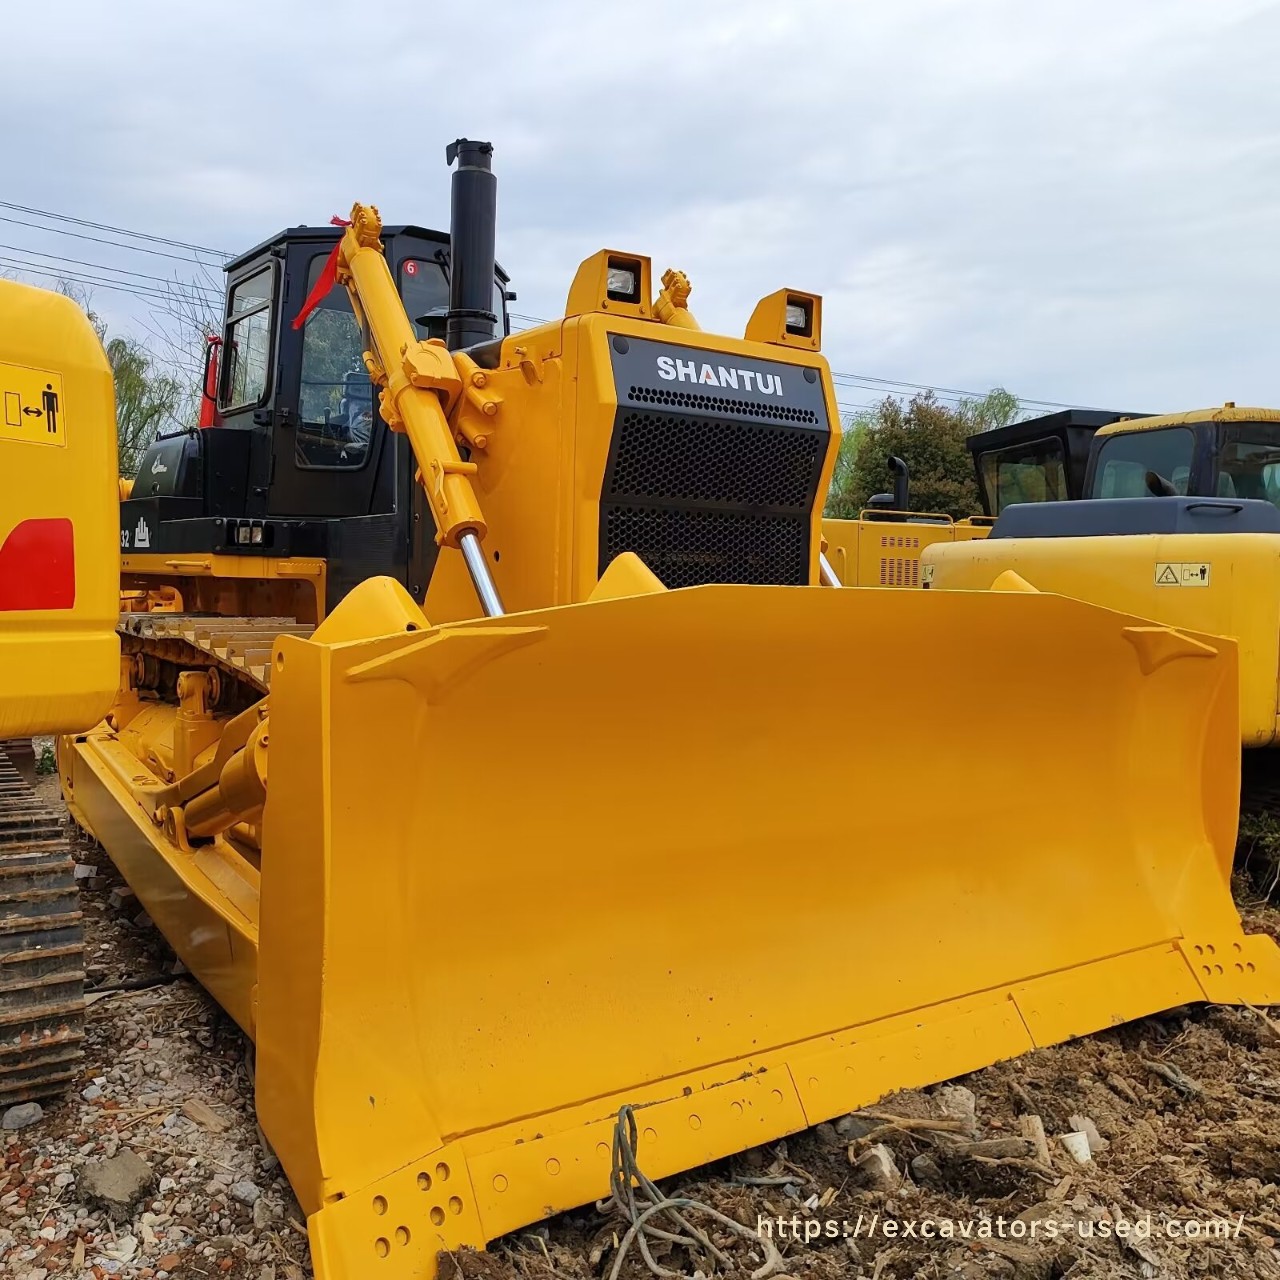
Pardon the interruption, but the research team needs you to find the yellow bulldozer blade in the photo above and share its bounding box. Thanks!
[252,575,1279,1279]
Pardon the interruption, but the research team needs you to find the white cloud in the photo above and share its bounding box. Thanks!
[3,0,1278,411]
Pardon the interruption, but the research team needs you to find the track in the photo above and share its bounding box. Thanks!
[118,612,313,696]
[0,747,85,1107]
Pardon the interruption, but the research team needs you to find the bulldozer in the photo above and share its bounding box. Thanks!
[3,142,1278,1277]
[924,404,1280,754]
[821,457,993,588]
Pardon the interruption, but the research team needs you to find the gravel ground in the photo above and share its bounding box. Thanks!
[6,776,1280,1280]
[1,776,310,1280]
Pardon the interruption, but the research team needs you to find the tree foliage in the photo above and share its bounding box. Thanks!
[54,281,192,476]
[107,335,187,477]
[826,388,1022,520]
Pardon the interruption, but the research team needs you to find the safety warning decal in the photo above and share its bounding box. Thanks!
[1154,561,1211,587]
[0,361,65,448]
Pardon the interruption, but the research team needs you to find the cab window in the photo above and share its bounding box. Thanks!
[295,256,372,470]
[1216,424,1280,507]
[1092,427,1194,498]
[220,268,273,410]
[401,259,450,340]
[978,437,1068,514]
[399,258,508,340]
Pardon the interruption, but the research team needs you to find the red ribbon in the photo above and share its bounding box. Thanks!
[291,216,352,331]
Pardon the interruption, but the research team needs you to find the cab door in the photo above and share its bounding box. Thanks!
[264,239,392,518]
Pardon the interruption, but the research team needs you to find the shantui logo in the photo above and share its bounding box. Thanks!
[134,517,151,549]
[655,354,785,396]
[150,456,168,475]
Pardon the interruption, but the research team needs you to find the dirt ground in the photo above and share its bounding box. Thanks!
[6,779,1280,1280]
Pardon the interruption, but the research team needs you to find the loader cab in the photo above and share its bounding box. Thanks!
[967,409,1147,517]
[122,224,511,609]
[1083,408,1280,508]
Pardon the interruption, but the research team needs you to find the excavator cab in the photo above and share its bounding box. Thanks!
[121,224,512,613]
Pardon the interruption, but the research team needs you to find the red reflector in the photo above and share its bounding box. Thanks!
[0,518,75,611]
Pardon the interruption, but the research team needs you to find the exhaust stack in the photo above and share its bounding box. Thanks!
[445,139,498,350]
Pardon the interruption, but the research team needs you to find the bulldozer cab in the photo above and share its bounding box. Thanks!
[122,225,511,611]
[966,408,1147,516]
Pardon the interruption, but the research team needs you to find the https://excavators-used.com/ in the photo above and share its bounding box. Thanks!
[4,141,1280,1278]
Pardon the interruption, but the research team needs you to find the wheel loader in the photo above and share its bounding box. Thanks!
[4,142,1279,1278]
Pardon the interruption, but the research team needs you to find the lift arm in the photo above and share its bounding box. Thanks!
[334,203,505,617]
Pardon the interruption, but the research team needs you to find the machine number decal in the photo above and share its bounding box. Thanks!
[1154,561,1210,587]
[0,361,65,448]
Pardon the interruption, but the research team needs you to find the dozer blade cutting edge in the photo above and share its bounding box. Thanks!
[243,573,1278,1280]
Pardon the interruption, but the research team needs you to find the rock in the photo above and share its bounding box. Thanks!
[849,1142,902,1192]
[230,1180,261,1207]
[80,1149,155,1216]
[911,1153,942,1185]
[53,1172,74,1188]
[814,1121,840,1147]
[252,1197,273,1229]
[81,1085,103,1102]
[934,1085,977,1133]
[108,886,136,911]
[834,1112,880,1141]
[1068,1113,1109,1153]
[73,863,97,880]
[158,1176,178,1194]
[2,1102,44,1130]
[133,911,154,930]
[157,1256,181,1272]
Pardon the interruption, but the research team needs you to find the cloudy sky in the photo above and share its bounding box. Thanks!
[3,0,1278,417]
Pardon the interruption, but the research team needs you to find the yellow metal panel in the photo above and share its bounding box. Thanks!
[925,531,1280,744]
[0,281,119,737]
[62,732,259,1034]
[822,517,979,587]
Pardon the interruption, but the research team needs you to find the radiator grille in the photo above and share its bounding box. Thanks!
[627,384,820,424]
[600,408,826,588]
[609,411,823,509]
[603,507,809,589]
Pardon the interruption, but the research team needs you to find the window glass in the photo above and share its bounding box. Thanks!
[220,267,273,410]
[401,259,450,341]
[978,438,1068,514]
[1216,424,1280,507]
[1092,427,1194,498]
[295,255,373,470]
[399,259,508,340]
[230,268,272,314]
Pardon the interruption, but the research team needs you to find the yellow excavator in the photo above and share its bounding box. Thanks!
[925,405,1280,756]
[4,143,1278,1278]
[0,280,119,1105]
